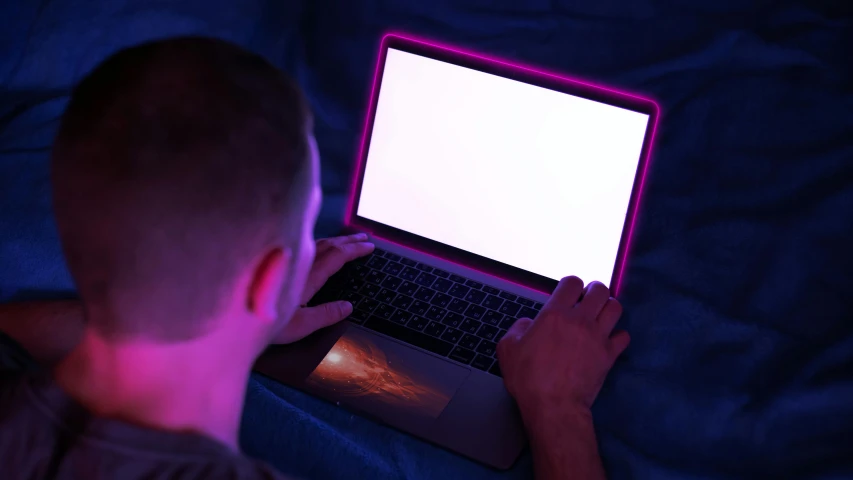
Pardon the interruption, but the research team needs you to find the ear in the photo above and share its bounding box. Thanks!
[247,247,291,323]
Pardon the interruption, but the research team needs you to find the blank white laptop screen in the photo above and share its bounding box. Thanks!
[356,48,650,285]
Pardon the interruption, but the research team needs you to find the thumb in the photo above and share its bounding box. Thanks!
[608,330,631,360]
[296,301,353,331]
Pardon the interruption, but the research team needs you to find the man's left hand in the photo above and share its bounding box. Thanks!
[272,233,374,344]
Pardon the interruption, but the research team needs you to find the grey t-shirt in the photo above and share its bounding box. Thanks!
[0,333,288,479]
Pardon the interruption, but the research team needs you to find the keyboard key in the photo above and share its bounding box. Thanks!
[397,281,419,297]
[459,318,480,334]
[464,304,486,320]
[358,298,380,313]
[448,283,470,299]
[449,346,476,365]
[424,305,446,322]
[464,289,487,305]
[363,317,453,357]
[517,297,535,307]
[400,267,420,281]
[482,309,503,326]
[519,306,539,319]
[498,291,518,301]
[349,264,369,280]
[341,291,364,308]
[376,288,396,304]
[414,287,436,302]
[431,278,454,293]
[408,300,430,316]
[374,304,395,320]
[414,273,437,288]
[482,286,500,295]
[424,321,446,338]
[494,329,507,342]
[415,263,434,272]
[499,316,516,330]
[360,283,381,298]
[372,248,387,257]
[391,295,414,310]
[476,324,499,341]
[447,298,470,314]
[344,278,364,292]
[441,312,464,328]
[489,362,502,377]
[499,301,521,316]
[380,276,403,290]
[381,261,403,276]
[481,295,504,310]
[475,339,497,356]
[367,256,388,270]
[465,280,483,289]
[534,302,544,310]
[429,292,452,308]
[471,355,494,371]
[449,274,467,284]
[348,309,370,324]
[458,334,480,351]
[365,270,386,285]
[390,309,412,325]
[406,315,429,331]
[400,257,417,267]
[441,328,463,344]
[432,268,449,278]
[384,252,401,262]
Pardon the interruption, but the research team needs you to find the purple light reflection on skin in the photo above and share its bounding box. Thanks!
[347,32,660,298]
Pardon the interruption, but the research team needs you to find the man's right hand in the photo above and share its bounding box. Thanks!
[496,276,630,480]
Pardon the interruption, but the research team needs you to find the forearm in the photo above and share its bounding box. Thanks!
[524,407,607,480]
[0,300,85,366]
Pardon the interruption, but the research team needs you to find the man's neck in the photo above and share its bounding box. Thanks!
[53,329,251,451]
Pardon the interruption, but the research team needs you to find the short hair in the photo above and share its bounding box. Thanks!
[51,36,314,342]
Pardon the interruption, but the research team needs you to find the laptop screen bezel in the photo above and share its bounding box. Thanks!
[345,33,659,296]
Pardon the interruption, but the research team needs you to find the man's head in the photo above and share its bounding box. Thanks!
[52,37,320,349]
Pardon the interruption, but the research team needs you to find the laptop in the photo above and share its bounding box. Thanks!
[254,33,659,469]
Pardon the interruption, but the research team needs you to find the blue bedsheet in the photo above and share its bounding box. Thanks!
[2,1,852,478]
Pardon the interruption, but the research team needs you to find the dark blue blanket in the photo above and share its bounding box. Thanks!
[2,1,852,478]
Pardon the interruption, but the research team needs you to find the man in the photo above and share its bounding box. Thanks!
[0,37,629,479]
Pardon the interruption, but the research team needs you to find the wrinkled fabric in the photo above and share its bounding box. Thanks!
[2,1,852,479]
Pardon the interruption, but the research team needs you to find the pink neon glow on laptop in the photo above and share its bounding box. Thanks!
[346,33,660,296]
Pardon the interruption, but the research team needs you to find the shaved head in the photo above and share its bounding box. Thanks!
[51,37,315,342]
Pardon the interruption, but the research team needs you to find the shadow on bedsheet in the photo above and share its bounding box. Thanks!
[2,0,852,479]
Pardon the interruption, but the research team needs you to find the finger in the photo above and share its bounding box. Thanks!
[607,330,631,360]
[539,276,584,315]
[290,301,353,336]
[597,298,623,336]
[316,233,369,254]
[305,242,375,294]
[576,281,610,318]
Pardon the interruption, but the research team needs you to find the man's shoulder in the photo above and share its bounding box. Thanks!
[0,332,40,373]
[215,457,294,480]
[0,370,292,480]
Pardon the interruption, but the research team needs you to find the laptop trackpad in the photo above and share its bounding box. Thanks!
[300,326,470,428]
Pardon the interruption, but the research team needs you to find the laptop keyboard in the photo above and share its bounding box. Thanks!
[308,248,544,377]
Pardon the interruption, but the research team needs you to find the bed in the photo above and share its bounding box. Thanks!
[2,1,851,478]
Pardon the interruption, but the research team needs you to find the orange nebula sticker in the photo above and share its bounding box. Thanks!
[304,327,465,419]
